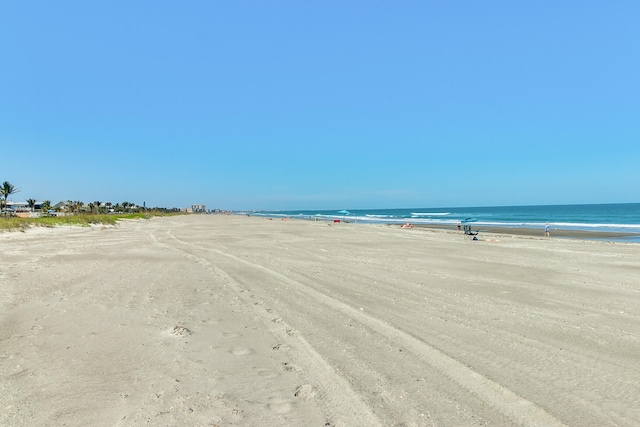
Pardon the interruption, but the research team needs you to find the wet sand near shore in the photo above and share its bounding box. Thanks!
[1,215,639,426]
[414,223,639,242]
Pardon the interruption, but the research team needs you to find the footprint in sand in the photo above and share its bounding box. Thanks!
[222,332,241,338]
[285,328,298,337]
[230,347,252,356]
[255,367,279,379]
[294,384,316,401]
[267,397,293,414]
[271,343,290,351]
[166,325,191,337]
[282,362,301,373]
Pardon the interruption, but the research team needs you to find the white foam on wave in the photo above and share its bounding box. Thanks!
[411,212,450,217]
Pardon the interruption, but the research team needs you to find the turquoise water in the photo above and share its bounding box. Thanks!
[254,203,640,242]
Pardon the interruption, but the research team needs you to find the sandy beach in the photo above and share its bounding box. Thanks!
[1,215,639,426]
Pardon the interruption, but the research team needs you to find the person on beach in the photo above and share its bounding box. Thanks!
[545,223,550,237]
[401,222,414,228]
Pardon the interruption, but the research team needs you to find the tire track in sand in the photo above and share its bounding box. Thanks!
[149,227,383,427]
[160,226,566,427]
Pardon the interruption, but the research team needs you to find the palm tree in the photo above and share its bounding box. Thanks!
[70,200,84,214]
[26,198,37,212]
[40,200,52,213]
[93,201,102,214]
[1,181,19,214]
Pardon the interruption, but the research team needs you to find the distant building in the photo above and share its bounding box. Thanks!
[53,201,70,211]
[7,201,43,212]
[191,204,206,213]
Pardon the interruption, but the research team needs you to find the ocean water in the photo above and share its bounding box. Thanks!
[253,203,640,242]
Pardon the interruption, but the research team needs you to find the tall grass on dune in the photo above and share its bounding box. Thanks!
[0,212,180,232]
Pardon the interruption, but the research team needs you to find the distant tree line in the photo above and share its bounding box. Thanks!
[0,180,180,215]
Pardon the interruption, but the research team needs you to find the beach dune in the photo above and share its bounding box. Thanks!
[1,215,639,426]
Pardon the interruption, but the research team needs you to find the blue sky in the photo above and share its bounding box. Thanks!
[1,2,638,210]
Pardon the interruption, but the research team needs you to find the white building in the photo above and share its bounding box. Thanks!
[6,201,43,212]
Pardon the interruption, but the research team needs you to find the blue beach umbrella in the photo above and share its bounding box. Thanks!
[338,210,351,221]
[461,217,479,238]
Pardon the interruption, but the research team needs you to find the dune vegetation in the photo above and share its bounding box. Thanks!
[0,180,198,233]
[0,212,182,232]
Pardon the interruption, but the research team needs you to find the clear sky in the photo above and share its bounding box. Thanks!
[1,2,638,210]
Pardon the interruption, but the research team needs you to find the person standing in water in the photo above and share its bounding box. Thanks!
[545,223,550,237]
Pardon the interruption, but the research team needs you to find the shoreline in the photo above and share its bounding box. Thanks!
[258,214,640,243]
[409,223,640,242]
[315,217,640,243]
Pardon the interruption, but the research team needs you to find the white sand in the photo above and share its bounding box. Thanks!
[1,215,639,426]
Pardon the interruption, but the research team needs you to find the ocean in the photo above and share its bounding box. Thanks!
[252,203,640,242]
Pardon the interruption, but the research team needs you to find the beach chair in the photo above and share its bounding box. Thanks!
[463,224,479,240]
